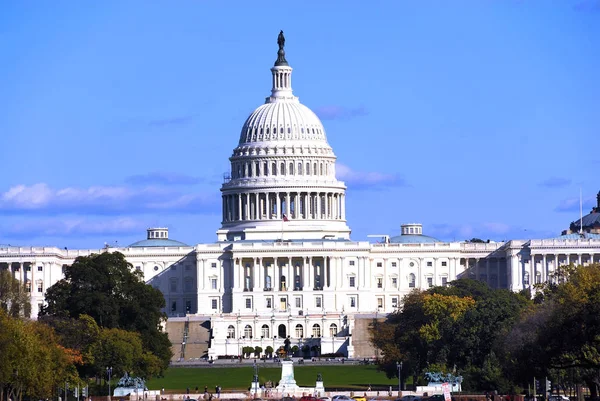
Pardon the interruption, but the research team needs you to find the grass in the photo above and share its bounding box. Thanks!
[148,365,399,392]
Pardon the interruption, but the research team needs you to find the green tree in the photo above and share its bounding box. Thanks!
[41,252,172,373]
[265,346,274,358]
[254,346,263,357]
[0,270,30,318]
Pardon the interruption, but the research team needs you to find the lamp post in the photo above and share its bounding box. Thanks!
[106,367,113,400]
[396,361,403,394]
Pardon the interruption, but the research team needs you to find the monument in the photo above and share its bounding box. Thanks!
[276,360,300,395]
[416,371,463,394]
[315,373,325,397]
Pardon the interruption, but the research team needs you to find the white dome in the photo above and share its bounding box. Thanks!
[239,102,327,145]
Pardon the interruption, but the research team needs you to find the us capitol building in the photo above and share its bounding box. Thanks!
[2,33,600,361]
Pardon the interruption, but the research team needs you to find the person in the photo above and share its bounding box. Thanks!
[368,385,371,391]
[204,386,208,394]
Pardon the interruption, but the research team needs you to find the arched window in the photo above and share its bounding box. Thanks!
[329,323,338,337]
[261,324,270,338]
[264,162,268,176]
[289,162,294,175]
[266,275,272,290]
[244,325,253,338]
[281,162,286,175]
[227,325,235,339]
[312,324,321,337]
[295,324,304,338]
[306,162,310,175]
[523,272,530,285]
[535,271,541,284]
[272,162,277,176]
[314,163,317,175]
[408,273,416,288]
[298,162,303,175]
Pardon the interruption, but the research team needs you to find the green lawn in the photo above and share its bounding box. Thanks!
[148,365,398,392]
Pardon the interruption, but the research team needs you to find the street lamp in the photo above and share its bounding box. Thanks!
[106,367,113,399]
[396,361,403,393]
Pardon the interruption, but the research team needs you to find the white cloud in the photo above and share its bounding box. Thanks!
[555,196,595,212]
[0,183,219,215]
[336,163,407,189]
[2,216,146,239]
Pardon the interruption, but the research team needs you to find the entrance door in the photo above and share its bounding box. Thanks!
[278,324,286,338]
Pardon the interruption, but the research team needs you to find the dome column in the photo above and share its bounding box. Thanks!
[286,192,291,219]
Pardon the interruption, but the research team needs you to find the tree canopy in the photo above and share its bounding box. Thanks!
[0,270,30,318]
[40,252,172,374]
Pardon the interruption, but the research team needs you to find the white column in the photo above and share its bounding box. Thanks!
[237,194,242,221]
[542,254,547,283]
[276,193,281,220]
[341,194,346,220]
[303,257,310,290]
[308,257,314,289]
[578,253,582,266]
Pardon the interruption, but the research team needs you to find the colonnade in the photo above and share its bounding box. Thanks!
[222,191,346,222]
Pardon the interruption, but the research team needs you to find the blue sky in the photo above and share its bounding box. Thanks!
[1,0,599,248]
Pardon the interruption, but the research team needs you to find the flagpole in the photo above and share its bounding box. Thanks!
[580,187,583,234]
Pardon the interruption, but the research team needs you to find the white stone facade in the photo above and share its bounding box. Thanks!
[2,33,600,359]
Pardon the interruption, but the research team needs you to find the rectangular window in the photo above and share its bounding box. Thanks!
[136,266,141,271]
[185,280,193,292]
[295,297,301,308]
[315,297,322,308]
[170,280,177,292]
[392,277,398,288]
[427,261,433,267]
[245,298,252,309]
[211,279,217,289]
[377,297,383,308]
[25,265,31,272]
[266,298,272,308]
[441,277,448,286]
[349,277,356,287]
[441,261,447,267]
[392,297,398,308]
[211,299,218,310]
[350,296,356,308]
[171,301,177,312]
[376,262,382,267]
[427,277,433,287]
[377,277,383,288]
[185,300,192,313]
[391,262,397,267]
[349,260,355,266]
[211,262,217,268]
[37,266,43,271]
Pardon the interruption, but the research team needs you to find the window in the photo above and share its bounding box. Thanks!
[37,266,43,271]
[185,300,192,313]
[312,324,321,337]
[261,325,270,338]
[442,277,448,286]
[185,265,191,271]
[392,262,397,267]
[266,298,272,308]
[244,325,253,338]
[392,297,398,308]
[535,272,542,284]
[170,279,177,292]
[523,272,530,285]
[296,324,304,338]
[227,325,236,339]
[154,266,159,271]
[245,298,252,309]
[171,301,177,312]
[211,262,217,268]
[441,261,447,267]
[392,277,398,288]
[171,265,176,271]
[427,277,433,287]
[377,297,383,308]
[266,275,272,290]
[349,276,356,287]
[377,277,383,288]
[136,266,141,271]
[185,278,193,292]
[350,296,356,308]
[295,297,301,308]
[25,265,31,272]
[408,273,416,288]
[349,260,355,266]
[409,262,415,267]
[427,261,433,267]
[211,279,218,289]
[25,281,31,292]
[315,297,322,308]
[376,262,382,267]
[211,299,218,309]
[329,323,338,337]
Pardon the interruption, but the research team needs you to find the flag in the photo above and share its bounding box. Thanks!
[282,214,289,222]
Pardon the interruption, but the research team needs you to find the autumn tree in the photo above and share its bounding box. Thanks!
[0,270,30,318]
[40,252,172,373]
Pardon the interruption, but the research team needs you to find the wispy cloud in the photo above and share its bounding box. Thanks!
[0,183,219,215]
[148,114,195,127]
[539,177,572,188]
[125,172,203,186]
[336,163,407,190]
[2,217,146,240]
[314,105,368,121]
[554,196,596,212]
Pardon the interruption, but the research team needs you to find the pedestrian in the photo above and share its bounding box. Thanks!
[187,387,190,395]
[204,386,208,394]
